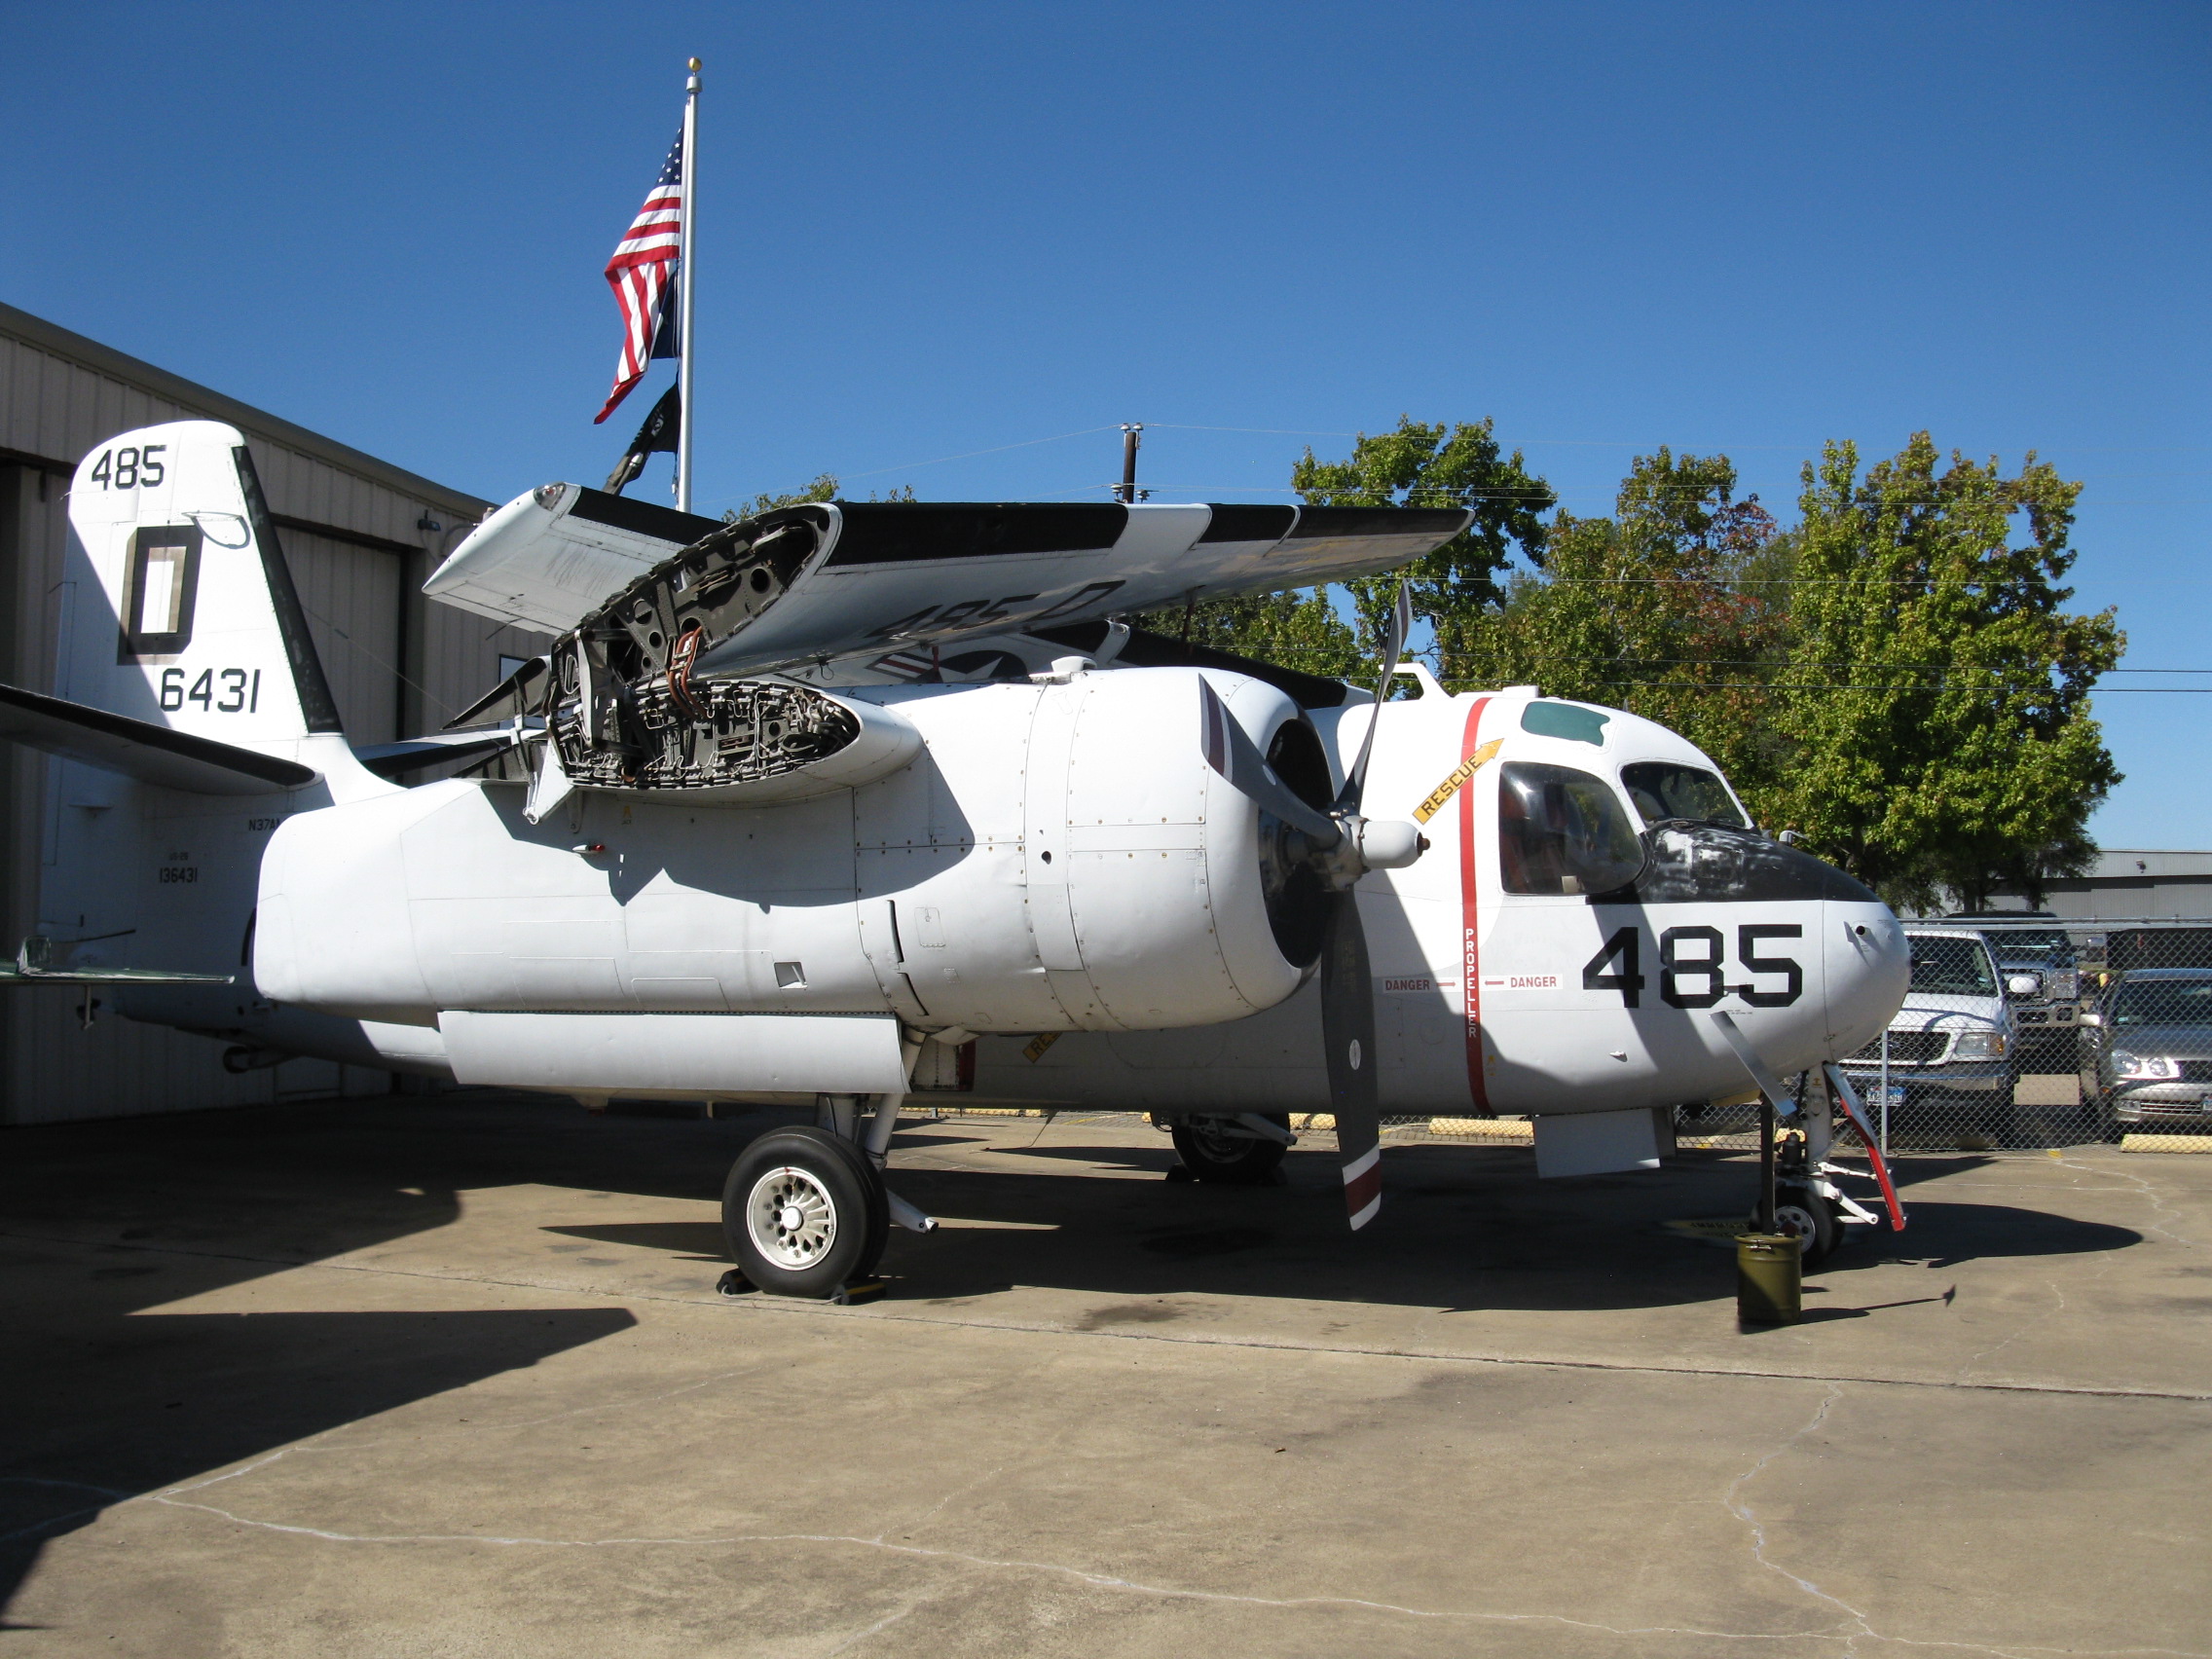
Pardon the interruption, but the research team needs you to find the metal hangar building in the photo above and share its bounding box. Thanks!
[0,302,548,1124]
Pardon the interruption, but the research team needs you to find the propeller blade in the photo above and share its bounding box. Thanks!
[1319,888,1382,1230]
[1198,679,1341,847]
[1340,582,1414,814]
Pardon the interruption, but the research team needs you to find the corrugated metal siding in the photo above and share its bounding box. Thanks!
[0,316,551,1124]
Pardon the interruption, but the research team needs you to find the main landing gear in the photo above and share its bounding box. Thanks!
[722,1127,888,1297]
[719,1090,937,1299]
[1161,1113,1295,1185]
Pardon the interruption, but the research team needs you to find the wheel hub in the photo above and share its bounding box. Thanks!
[747,1165,838,1269]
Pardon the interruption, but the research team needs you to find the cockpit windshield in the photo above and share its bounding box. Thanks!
[1497,762,1646,897]
[1620,762,1748,829]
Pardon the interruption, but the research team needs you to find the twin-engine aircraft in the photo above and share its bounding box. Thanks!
[3,421,1909,1297]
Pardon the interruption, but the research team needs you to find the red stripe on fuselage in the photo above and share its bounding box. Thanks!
[1457,696,1494,1115]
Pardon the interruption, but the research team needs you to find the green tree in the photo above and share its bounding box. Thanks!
[1137,415,1553,676]
[1291,416,1556,652]
[1143,587,1364,682]
[1769,433,2123,909]
[723,477,913,523]
[1450,449,1793,804]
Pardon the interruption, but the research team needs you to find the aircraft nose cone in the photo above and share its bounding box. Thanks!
[1825,903,1910,1056]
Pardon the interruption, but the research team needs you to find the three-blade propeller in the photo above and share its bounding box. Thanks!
[1199,584,1419,1231]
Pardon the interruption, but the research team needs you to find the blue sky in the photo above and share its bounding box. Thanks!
[4,2,2205,843]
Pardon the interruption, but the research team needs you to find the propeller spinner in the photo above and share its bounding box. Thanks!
[1198,584,1422,1230]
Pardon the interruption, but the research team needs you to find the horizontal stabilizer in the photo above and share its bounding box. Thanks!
[0,682,317,795]
[444,654,548,730]
[353,729,523,779]
[0,935,233,986]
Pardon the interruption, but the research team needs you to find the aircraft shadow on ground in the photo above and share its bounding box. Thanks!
[544,1124,2144,1313]
[0,1100,643,1619]
[0,1092,2146,1619]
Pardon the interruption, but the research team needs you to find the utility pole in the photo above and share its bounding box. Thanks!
[1118,423,1143,504]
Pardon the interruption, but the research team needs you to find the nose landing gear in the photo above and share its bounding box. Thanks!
[1769,1130,1845,1267]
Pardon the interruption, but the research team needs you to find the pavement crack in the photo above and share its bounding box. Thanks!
[888,1463,1005,1540]
[822,1595,931,1656]
[12,1224,2206,1403]
[0,1476,132,1545]
[2055,1155,2203,1251]
[1723,1383,1867,1639]
[123,1493,1861,1645]
[1956,1278,2070,1381]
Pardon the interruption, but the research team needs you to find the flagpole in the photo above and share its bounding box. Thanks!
[676,56,700,514]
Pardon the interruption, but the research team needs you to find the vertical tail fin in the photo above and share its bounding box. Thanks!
[60,420,348,756]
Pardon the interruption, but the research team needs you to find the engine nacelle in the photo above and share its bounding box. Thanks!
[253,667,1327,1038]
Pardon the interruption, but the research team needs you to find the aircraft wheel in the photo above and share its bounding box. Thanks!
[1170,1115,1289,1185]
[1766,1184,1842,1268]
[722,1127,888,1297]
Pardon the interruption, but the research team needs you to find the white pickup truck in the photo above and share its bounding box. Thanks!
[1838,927,2015,1141]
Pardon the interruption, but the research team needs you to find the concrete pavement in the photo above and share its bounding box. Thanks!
[3,1094,2206,1656]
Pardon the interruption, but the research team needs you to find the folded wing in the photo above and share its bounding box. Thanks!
[424,493,1471,678]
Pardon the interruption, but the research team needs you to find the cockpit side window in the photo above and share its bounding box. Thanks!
[1620,761,1748,829]
[1497,761,1646,897]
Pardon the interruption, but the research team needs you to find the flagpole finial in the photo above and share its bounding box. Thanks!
[688,56,701,72]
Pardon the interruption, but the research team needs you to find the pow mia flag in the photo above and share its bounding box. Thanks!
[605,384,682,495]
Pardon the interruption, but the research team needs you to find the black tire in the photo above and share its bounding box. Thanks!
[1766,1184,1843,1268]
[831,1132,893,1281]
[721,1127,888,1297]
[1170,1115,1289,1185]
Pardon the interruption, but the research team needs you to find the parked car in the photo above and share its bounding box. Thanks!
[1839,928,2015,1142]
[1946,911,2082,1065]
[2083,968,2212,1140]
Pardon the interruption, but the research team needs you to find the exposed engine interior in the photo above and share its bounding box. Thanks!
[553,673,859,792]
[454,503,854,792]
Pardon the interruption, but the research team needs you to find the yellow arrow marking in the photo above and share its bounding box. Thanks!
[1413,738,1502,824]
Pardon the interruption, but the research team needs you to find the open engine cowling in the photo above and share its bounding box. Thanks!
[253,667,1328,1039]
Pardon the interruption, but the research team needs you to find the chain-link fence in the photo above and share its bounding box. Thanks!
[812,916,2212,1158]
[1676,917,2212,1155]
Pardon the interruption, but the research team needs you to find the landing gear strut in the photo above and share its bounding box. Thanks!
[1770,1127,1845,1267]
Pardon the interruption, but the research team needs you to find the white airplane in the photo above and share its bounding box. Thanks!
[3,420,1909,1298]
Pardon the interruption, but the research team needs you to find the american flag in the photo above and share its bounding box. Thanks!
[593,133,684,424]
